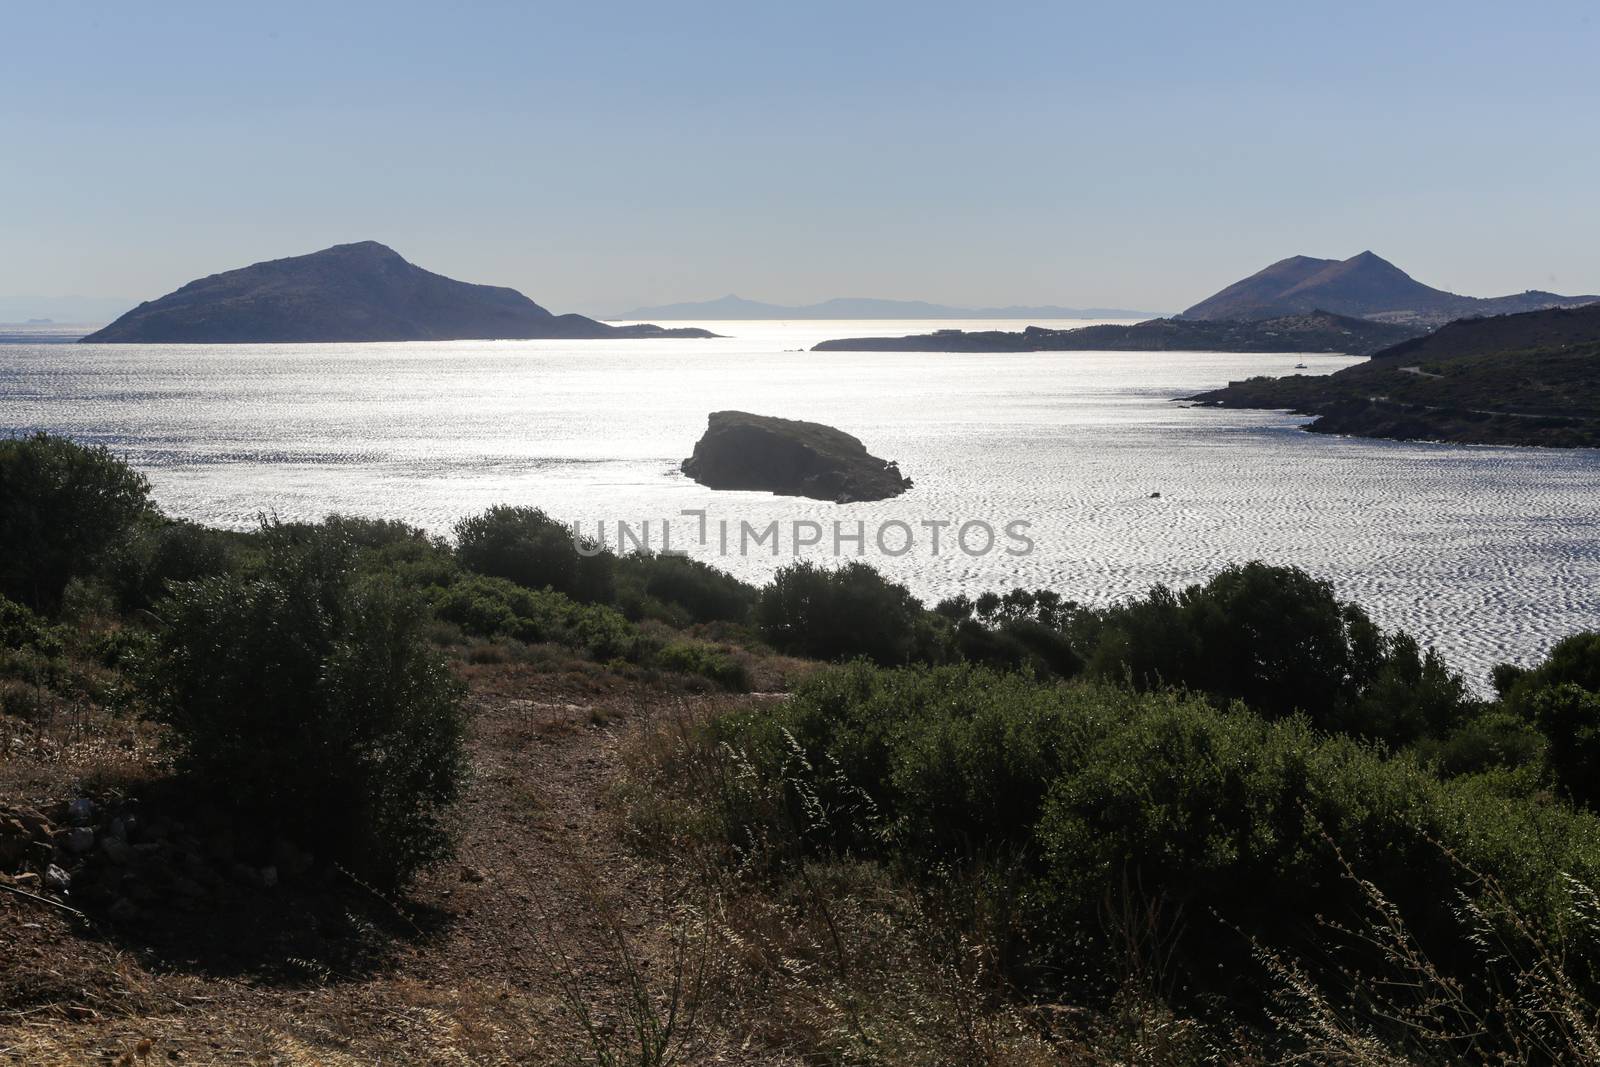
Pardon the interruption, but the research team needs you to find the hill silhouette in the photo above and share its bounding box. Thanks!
[811,310,1419,355]
[1182,252,1596,326]
[81,243,714,343]
[1188,303,1600,446]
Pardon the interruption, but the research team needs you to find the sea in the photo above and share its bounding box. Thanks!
[4,318,1598,685]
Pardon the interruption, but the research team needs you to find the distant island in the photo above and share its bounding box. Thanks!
[681,411,913,503]
[80,242,716,344]
[1180,251,1598,327]
[1187,303,1600,447]
[611,294,1163,321]
[812,310,1421,356]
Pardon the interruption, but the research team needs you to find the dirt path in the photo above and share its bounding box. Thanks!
[1,663,781,1065]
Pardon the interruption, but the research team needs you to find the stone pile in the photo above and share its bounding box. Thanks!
[1,796,317,923]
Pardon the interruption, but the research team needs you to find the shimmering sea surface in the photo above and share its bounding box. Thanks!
[3,319,1597,684]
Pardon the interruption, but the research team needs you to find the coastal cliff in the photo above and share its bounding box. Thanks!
[1186,304,1600,447]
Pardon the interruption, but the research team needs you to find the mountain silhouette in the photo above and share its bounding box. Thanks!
[1182,252,1596,326]
[81,242,713,343]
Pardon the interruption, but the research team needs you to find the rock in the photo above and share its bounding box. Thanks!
[26,840,54,868]
[63,827,95,854]
[204,830,234,864]
[101,837,134,864]
[460,865,487,883]
[681,411,914,503]
[169,876,207,899]
[13,809,53,839]
[260,865,278,888]
[107,897,140,923]
[67,798,95,824]
[272,838,312,877]
[135,817,172,844]
[43,864,71,892]
[0,819,29,867]
[13,871,40,889]
[181,851,218,886]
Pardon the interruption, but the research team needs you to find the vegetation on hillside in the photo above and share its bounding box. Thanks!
[7,429,1600,1062]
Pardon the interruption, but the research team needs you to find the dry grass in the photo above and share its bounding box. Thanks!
[610,697,1224,1066]
[611,696,1600,1067]
[12,634,1599,1065]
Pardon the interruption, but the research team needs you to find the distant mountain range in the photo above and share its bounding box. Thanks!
[609,294,1163,321]
[1188,302,1600,447]
[812,310,1419,356]
[0,296,133,325]
[81,243,715,344]
[1181,251,1598,327]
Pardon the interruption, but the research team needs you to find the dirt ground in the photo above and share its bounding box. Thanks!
[0,659,790,1065]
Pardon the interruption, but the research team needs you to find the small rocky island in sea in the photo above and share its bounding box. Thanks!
[681,411,913,503]
[1186,303,1600,447]
[79,241,717,344]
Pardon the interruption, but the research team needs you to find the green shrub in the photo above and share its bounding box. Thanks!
[615,552,758,625]
[0,594,64,656]
[317,513,438,552]
[1525,632,1600,693]
[143,522,466,887]
[431,572,644,661]
[652,641,751,691]
[1081,563,1473,744]
[1490,634,1600,808]
[453,505,614,603]
[0,432,153,612]
[714,662,1600,1007]
[1521,683,1600,809]
[0,594,67,689]
[1424,708,1549,778]
[107,519,241,611]
[757,560,943,666]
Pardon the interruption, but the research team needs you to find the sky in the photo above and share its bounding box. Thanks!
[3,0,1598,320]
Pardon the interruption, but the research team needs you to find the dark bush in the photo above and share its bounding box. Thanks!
[318,513,438,552]
[615,552,758,625]
[1521,683,1600,808]
[453,505,614,604]
[107,519,241,611]
[0,432,153,612]
[715,662,1600,1009]
[1088,564,1367,719]
[144,522,466,887]
[756,560,942,666]
[1081,563,1473,744]
[1423,708,1549,778]
[1501,631,1600,701]
[1489,633,1600,808]
[939,590,1087,678]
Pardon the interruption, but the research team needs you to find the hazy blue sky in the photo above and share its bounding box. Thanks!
[4,1,1598,319]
